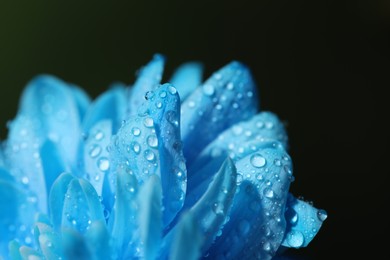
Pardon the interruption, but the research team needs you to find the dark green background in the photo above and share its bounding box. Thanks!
[1,1,389,259]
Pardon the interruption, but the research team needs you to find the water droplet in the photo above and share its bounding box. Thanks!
[97,157,110,171]
[232,126,243,135]
[226,82,234,90]
[317,209,328,221]
[144,150,155,162]
[286,207,298,224]
[263,187,274,198]
[143,117,154,128]
[237,173,243,185]
[132,142,141,154]
[265,122,274,129]
[160,91,167,98]
[168,86,177,94]
[215,104,222,110]
[286,230,304,248]
[232,103,239,109]
[166,110,179,127]
[21,177,29,185]
[147,135,158,148]
[145,91,155,100]
[203,84,215,96]
[132,127,141,136]
[95,131,104,141]
[247,91,253,97]
[89,144,102,158]
[263,241,271,251]
[212,202,224,215]
[250,153,266,168]
[256,121,264,128]
[188,101,195,108]
[274,159,281,166]
[156,101,162,108]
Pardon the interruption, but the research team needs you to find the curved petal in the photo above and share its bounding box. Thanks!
[82,120,112,197]
[209,141,293,259]
[137,175,163,260]
[110,83,187,227]
[8,240,22,260]
[82,85,126,134]
[85,220,113,260]
[62,229,92,259]
[190,111,288,172]
[19,246,42,258]
[169,211,203,260]
[169,62,203,101]
[35,223,63,259]
[281,194,327,248]
[70,85,91,123]
[128,54,165,115]
[181,61,259,163]
[108,167,138,256]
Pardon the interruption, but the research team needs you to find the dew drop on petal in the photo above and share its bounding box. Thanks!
[263,187,274,198]
[132,127,141,136]
[286,230,304,248]
[188,101,196,108]
[97,157,110,171]
[250,153,266,168]
[147,135,158,148]
[95,131,104,141]
[144,149,155,162]
[89,144,102,158]
[168,86,177,95]
[143,117,154,128]
[132,142,141,154]
[317,209,328,221]
[274,159,282,166]
[212,202,224,215]
[263,241,271,252]
[160,91,167,98]
[203,84,215,96]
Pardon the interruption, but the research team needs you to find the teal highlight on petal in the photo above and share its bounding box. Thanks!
[169,62,203,101]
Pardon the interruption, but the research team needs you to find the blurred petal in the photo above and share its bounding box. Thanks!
[169,211,203,260]
[169,62,203,101]
[82,120,112,197]
[8,240,22,260]
[40,140,67,196]
[108,167,138,256]
[82,85,126,134]
[35,223,63,259]
[181,61,259,163]
[111,84,186,227]
[19,246,42,259]
[138,175,162,260]
[128,54,165,115]
[281,194,327,248]
[62,229,92,259]
[209,141,293,259]
[70,85,91,123]
[85,220,112,260]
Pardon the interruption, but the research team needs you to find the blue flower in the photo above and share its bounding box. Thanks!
[0,54,327,259]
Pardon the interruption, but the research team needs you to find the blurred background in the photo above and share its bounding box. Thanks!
[0,0,389,259]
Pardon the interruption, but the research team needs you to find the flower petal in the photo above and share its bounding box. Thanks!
[82,85,126,134]
[40,140,67,196]
[70,85,91,123]
[190,111,288,171]
[184,158,237,253]
[209,141,293,259]
[19,246,42,259]
[85,220,113,260]
[108,167,138,256]
[49,173,74,230]
[82,120,112,197]
[281,194,327,248]
[169,62,203,101]
[169,211,203,260]
[8,240,23,260]
[128,54,165,115]
[111,83,186,227]
[35,223,63,259]
[61,178,105,233]
[137,175,163,260]
[181,61,259,163]
[62,229,92,259]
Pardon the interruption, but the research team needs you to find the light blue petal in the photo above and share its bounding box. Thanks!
[19,246,43,258]
[62,229,92,259]
[128,54,165,115]
[189,158,237,253]
[82,85,126,134]
[169,62,203,101]
[35,223,63,259]
[190,111,288,172]
[209,141,293,259]
[0,167,14,182]
[61,178,105,234]
[17,74,82,165]
[85,220,112,260]
[169,211,203,260]
[70,85,91,123]
[137,175,162,260]
[111,84,187,227]
[108,167,138,256]
[8,240,22,260]
[281,194,327,248]
[82,120,112,197]
[181,61,259,163]
[49,173,75,230]
[40,140,67,197]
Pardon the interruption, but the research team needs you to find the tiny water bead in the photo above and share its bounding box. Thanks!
[147,135,158,148]
[94,131,104,141]
[97,157,110,171]
[144,149,155,162]
[263,187,274,199]
[132,142,141,154]
[286,230,304,248]
[89,144,102,158]
[203,84,215,96]
[317,209,328,221]
[250,153,266,168]
[143,117,154,128]
[168,86,177,95]
[132,127,141,136]
[212,202,225,215]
